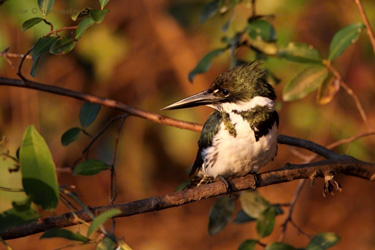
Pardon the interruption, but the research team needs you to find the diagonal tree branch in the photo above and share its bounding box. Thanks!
[0,76,358,160]
[1,157,374,240]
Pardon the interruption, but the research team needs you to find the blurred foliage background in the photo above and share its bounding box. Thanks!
[0,0,374,249]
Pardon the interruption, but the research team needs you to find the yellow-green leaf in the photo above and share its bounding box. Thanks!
[20,125,59,210]
[256,206,275,238]
[306,232,340,250]
[38,0,54,16]
[283,66,328,101]
[22,17,44,32]
[73,160,110,176]
[75,17,95,39]
[239,190,270,219]
[99,0,110,10]
[278,42,322,64]
[88,209,121,237]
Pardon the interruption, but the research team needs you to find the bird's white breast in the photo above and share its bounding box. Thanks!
[201,97,278,178]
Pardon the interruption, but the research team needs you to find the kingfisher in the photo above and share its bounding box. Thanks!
[162,61,279,191]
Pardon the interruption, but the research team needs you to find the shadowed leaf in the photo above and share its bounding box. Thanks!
[20,125,59,210]
[306,232,340,250]
[31,37,58,77]
[41,228,90,243]
[233,210,256,224]
[238,239,257,250]
[283,66,328,101]
[88,209,121,237]
[208,196,235,235]
[316,75,340,105]
[188,48,226,82]
[0,207,39,232]
[265,242,296,250]
[200,0,220,23]
[22,17,44,32]
[80,102,101,127]
[328,23,365,61]
[61,127,81,146]
[256,206,275,238]
[278,42,322,64]
[72,8,91,21]
[248,19,276,42]
[90,9,109,23]
[50,37,76,55]
[73,160,110,176]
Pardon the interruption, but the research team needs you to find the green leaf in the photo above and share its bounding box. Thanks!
[20,125,59,210]
[233,210,256,224]
[31,37,58,77]
[41,228,90,243]
[188,48,226,82]
[49,37,76,55]
[99,0,110,10]
[73,159,110,176]
[72,8,91,21]
[248,19,276,42]
[265,242,296,250]
[79,102,101,128]
[89,9,109,23]
[200,0,220,24]
[256,206,276,238]
[0,207,39,232]
[22,17,44,32]
[278,42,322,64]
[208,196,235,235]
[238,239,257,250]
[328,23,365,61]
[61,127,81,146]
[306,232,340,250]
[97,237,115,250]
[239,190,270,219]
[88,209,121,237]
[283,66,328,101]
[75,17,95,39]
[38,0,54,16]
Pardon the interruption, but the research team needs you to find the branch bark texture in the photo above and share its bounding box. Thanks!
[1,158,374,240]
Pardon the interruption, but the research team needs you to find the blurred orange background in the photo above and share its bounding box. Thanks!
[0,0,374,249]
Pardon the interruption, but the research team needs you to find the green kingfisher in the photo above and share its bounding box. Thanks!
[162,61,279,191]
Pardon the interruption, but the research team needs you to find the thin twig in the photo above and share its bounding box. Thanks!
[323,60,371,129]
[278,179,305,242]
[289,219,313,239]
[17,46,34,81]
[45,26,78,37]
[0,186,24,192]
[354,0,375,55]
[110,114,128,233]
[71,115,130,168]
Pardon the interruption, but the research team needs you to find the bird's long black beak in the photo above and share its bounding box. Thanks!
[161,90,225,110]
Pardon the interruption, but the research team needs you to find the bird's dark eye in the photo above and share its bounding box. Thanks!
[221,89,229,95]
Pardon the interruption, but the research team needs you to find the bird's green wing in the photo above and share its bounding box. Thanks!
[189,110,222,176]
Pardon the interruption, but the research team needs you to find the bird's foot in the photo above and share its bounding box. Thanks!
[323,174,342,197]
[218,175,233,195]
